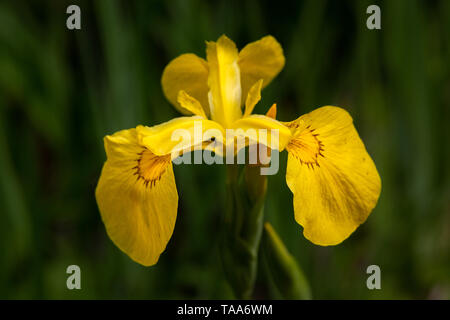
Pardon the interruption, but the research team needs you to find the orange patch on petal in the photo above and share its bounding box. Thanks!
[286,125,324,169]
[133,149,171,188]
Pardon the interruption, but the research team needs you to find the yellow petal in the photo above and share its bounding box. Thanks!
[230,114,291,151]
[238,36,285,105]
[177,90,207,118]
[161,53,210,116]
[243,79,264,117]
[206,35,242,127]
[266,103,277,119]
[137,116,225,157]
[95,128,177,266]
[285,106,381,245]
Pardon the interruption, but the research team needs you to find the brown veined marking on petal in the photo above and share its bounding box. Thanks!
[286,124,325,169]
[132,148,171,188]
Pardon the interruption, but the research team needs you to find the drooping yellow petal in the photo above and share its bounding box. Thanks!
[229,114,291,151]
[95,128,177,266]
[206,35,242,127]
[137,116,225,157]
[243,79,264,117]
[177,90,207,118]
[238,36,285,105]
[285,106,381,246]
[161,53,210,116]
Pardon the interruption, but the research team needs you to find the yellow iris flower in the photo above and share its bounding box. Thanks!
[95,35,381,266]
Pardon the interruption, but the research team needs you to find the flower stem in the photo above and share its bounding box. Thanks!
[220,164,267,299]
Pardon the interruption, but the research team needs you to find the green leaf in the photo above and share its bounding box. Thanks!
[263,222,312,300]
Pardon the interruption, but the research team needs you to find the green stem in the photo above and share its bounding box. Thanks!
[220,164,267,299]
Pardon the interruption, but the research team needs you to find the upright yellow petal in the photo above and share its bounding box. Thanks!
[206,35,242,127]
[161,53,210,116]
[238,36,285,105]
[285,106,381,245]
[177,90,207,118]
[95,128,177,266]
[243,79,264,117]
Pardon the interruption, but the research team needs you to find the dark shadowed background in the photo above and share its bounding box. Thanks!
[0,0,449,299]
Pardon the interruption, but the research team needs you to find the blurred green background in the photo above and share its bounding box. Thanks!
[0,0,449,299]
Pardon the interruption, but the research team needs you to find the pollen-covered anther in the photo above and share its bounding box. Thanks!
[133,148,171,188]
[286,126,324,169]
